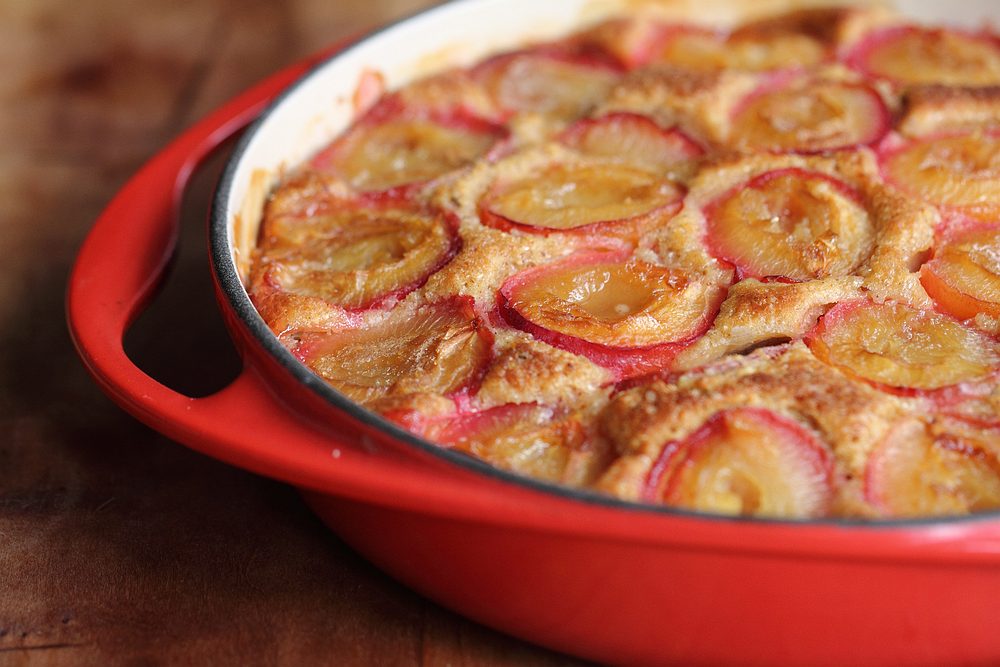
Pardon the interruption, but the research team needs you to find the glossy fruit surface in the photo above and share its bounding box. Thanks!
[921,225,1000,320]
[260,202,458,309]
[866,419,1000,516]
[850,26,1000,86]
[706,168,872,281]
[502,253,713,347]
[730,80,889,153]
[480,162,682,234]
[497,250,724,377]
[475,50,619,119]
[644,407,833,518]
[294,296,493,403]
[312,113,506,193]
[561,112,703,173]
[432,403,600,484]
[808,300,999,391]
[883,134,1000,220]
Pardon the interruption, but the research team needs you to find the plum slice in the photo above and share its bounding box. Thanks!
[921,225,1000,320]
[807,299,999,392]
[865,419,1000,517]
[730,79,889,154]
[652,26,826,72]
[643,407,834,518]
[431,403,598,484]
[705,168,873,281]
[294,296,493,404]
[262,202,458,310]
[560,112,703,174]
[848,26,1000,87]
[497,250,726,378]
[479,162,683,235]
[881,134,1000,221]
[473,50,620,120]
[311,111,507,194]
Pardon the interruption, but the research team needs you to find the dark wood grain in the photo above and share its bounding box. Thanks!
[0,1,589,664]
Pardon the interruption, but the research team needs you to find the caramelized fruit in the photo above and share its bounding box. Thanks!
[312,113,506,193]
[262,203,458,310]
[643,407,833,518]
[475,51,619,120]
[808,300,999,391]
[561,112,703,174]
[706,168,873,281]
[498,250,725,378]
[921,225,1000,320]
[882,134,1000,220]
[433,403,599,484]
[865,419,1000,516]
[850,27,1000,87]
[294,297,493,403]
[730,80,889,153]
[480,162,683,234]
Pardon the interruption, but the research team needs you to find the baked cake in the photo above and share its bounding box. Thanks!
[247,4,1000,519]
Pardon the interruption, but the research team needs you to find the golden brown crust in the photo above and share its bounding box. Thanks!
[598,65,758,146]
[477,336,611,408]
[258,170,349,223]
[833,5,901,52]
[855,178,937,307]
[674,276,863,370]
[597,343,911,511]
[900,85,1000,137]
[248,279,350,334]
[419,225,560,306]
[732,6,854,45]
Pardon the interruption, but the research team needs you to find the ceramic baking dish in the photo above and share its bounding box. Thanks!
[68,1,1000,665]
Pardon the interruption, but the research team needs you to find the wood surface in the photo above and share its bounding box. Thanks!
[0,1,589,664]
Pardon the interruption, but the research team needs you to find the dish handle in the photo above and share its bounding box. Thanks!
[66,47,518,515]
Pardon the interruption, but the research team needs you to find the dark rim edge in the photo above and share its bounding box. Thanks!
[207,0,1000,533]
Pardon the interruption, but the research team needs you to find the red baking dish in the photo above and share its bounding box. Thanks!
[68,1,1000,665]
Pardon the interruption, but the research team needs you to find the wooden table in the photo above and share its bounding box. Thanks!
[0,1,588,663]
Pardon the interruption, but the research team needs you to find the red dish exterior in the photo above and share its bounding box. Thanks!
[68,20,1000,667]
